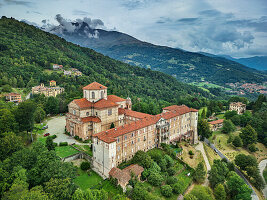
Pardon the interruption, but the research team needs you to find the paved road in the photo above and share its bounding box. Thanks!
[204,138,259,200]
[259,159,267,198]
[195,141,210,186]
[45,116,77,144]
[25,92,31,100]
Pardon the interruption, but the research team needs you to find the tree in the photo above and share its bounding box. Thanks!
[222,119,235,134]
[201,108,206,119]
[110,122,115,129]
[45,97,59,115]
[21,186,49,200]
[0,109,18,134]
[224,110,237,120]
[0,132,23,161]
[208,160,229,188]
[232,136,243,147]
[234,154,257,171]
[131,182,149,200]
[227,133,234,144]
[166,177,178,185]
[197,119,212,140]
[240,125,257,147]
[132,151,153,169]
[193,162,206,183]
[44,178,75,200]
[230,115,240,126]
[15,101,36,141]
[45,136,55,151]
[184,194,198,200]
[214,184,226,200]
[226,172,252,200]
[33,107,46,123]
[160,185,172,197]
[72,188,108,200]
[172,179,185,194]
[148,171,164,186]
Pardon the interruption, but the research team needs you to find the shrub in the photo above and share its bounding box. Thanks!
[167,167,176,176]
[148,171,164,186]
[53,142,58,147]
[232,136,243,147]
[166,176,178,185]
[80,161,91,171]
[189,150,194,155]
[160,185,172,197]
[51,135,57,139]
[59,142,68,146]
[248,144,258,152]
[158,158,167,172]
[133,150,153,169]
[164,155,174,168]
[74,136,79,140]
[172,181,184,194]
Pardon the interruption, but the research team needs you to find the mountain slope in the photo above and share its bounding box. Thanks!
[44,20,267,86]
[0,17,212,105]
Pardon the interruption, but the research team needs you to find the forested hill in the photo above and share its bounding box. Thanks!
[0,17,212,105]
[46,20,267,86]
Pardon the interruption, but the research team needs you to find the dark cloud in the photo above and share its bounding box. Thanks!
[227,16,267,32]
[199,9,221,16]
[177,18,199,24]
[73,9,90,16]
[3,0,32,6]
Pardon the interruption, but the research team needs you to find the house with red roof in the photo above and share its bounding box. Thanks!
[66,82,199,178]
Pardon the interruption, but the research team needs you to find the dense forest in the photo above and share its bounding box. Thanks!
[0,17,217,111]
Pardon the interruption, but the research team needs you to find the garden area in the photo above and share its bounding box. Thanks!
[73,144,93,156]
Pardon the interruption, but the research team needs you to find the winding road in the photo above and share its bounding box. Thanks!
[259,159,267,198]
[203,138,259,200]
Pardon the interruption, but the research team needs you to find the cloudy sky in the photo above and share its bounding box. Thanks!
[0,0,267,58]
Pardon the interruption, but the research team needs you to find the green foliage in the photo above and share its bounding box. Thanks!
[132,151,153,169]
[224,110,238,120]
[166,176,178,185]
[110,122,115,129]
[222,119,235,134]
[59,142,68,146]
[184,194,198,200]
[248,144,258,152]
[80,162,91,171]
[160,185,172,197]
[172,179,185,194]
[227,133,234,144]
[167,167,176,176]
[263,167,267,183]
[232,136,243,147]
[186,185,214,200]
[44,178,76,200]
[226,171,252,200]
[214,184,226,200]
[147,171,164,186]
[189,150,194,155]
[0,132,23,161]
[193,162,206,184]
[197,119,212,140]
[45,136,55,151]
[72,188,108,200]
[33,107,46,123]
[208,160,229,189]
[240,125,257,147]
[0,109,18,134]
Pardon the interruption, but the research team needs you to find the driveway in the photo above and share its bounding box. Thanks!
[259,159,267,198]
[44,116,77,144]
[204,138,259,200]
[195,141,210,186]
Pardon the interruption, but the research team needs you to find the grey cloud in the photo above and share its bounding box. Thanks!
[3,0,32,6]
[227,16,267,32]
[73,9,90,16]
[199,9,221,16]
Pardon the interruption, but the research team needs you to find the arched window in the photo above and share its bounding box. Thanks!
[101,91,104,99]
[91,92,95,99]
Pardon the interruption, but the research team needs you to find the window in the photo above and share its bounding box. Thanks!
[108,109,112,116]
[101,91,104,98]
[124,135,127,140]
[131,141,134,145]
[117,138,120,143]
[95,112,98,116]
[73,110,76,115]
[144,136,146,141]
[86,112,89,116]
[125,143,127,147]
[138,138,140,142]
[118,146,120,151]
[131,133,134,137]
[91,92,95,99]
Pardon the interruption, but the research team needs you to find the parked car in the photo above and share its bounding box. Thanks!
[44,133,50,137]
[42,125,48,130]
[214,149,218,153]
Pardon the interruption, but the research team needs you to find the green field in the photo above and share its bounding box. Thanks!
[55,145,79,158]
[73,169,103,190]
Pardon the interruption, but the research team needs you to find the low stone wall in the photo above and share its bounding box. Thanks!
[62,151,92,163]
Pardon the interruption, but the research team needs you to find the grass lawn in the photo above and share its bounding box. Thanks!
[216,113,225,119]
[100,179,124,198]
[73,144,93,156]
[37,136,47,144]
[203,143,220,166]
[73,169,103,190]
[180,142,204,169]
[55,145,79,158]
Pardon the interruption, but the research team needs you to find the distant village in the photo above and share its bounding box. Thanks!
[53,64,83,77]
[226,82,267,95]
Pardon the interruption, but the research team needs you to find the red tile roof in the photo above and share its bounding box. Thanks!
[158,105,198,120]
[208,119,224,125]
[118,108,152,119]
[94,99,118,109]
[107,95,126,103]
[109,164,144,186]
[81,116,101,123]
[73,98,93,109]
[5,93,21,96]
[163,105,185,111]
[83,82,107,90]
[50,80,56,82]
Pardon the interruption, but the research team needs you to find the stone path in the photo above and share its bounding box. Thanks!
[195,141,211,186]
[259,159,267,198]
[44,116,77,144]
